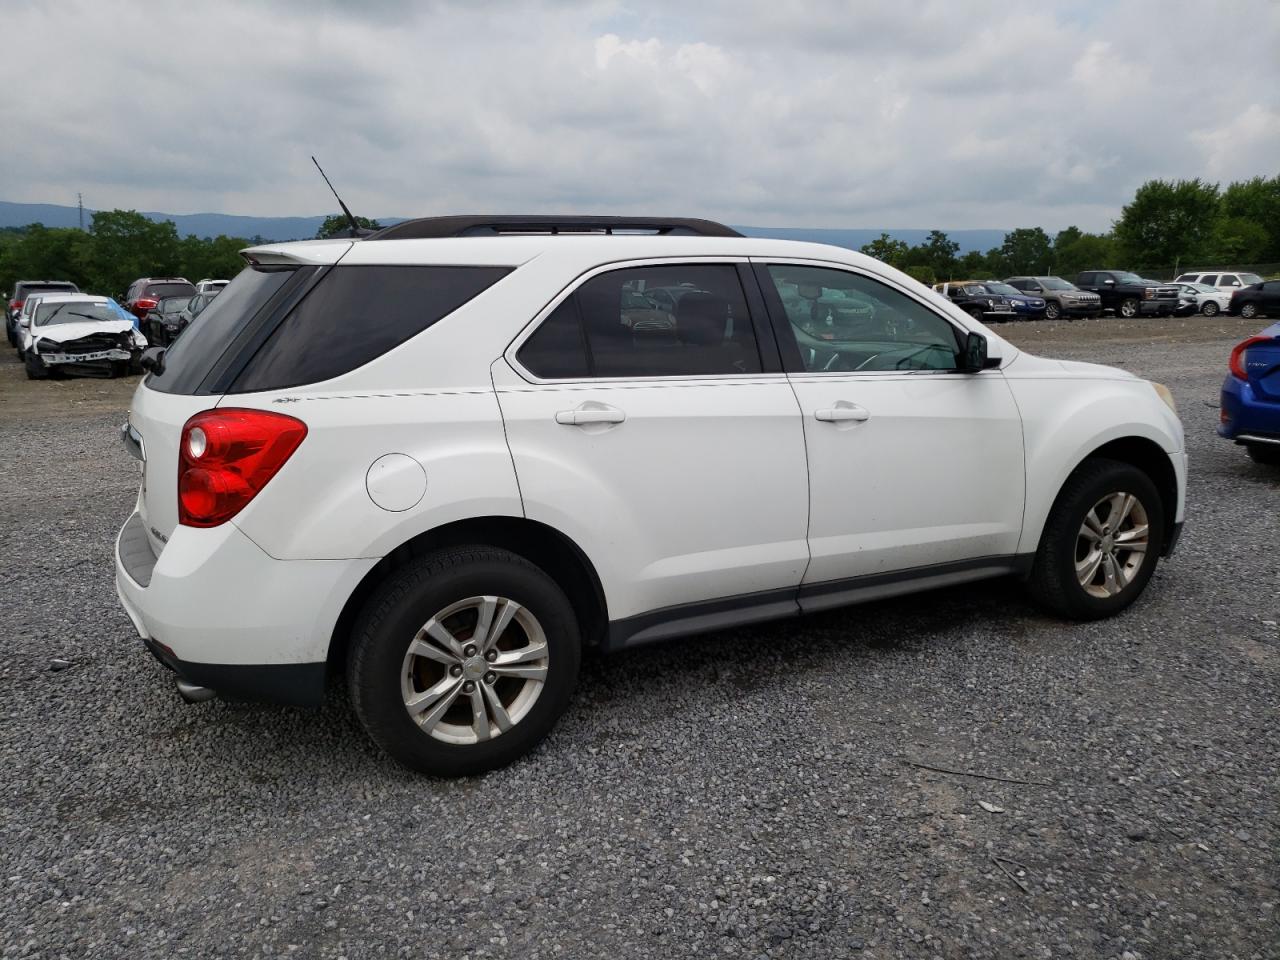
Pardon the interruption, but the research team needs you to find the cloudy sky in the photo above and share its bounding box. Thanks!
[3,0,1278,231]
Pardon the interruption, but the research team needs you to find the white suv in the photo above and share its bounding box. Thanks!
[114,216,1187,776]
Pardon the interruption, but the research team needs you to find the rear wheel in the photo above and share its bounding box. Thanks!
[1246,443,1280,466]
[348,546,581,777]
[1240,302,1259,320]
[1027,459,1164,620]
[1200,300,1219,317]
[1119,298,1140,318]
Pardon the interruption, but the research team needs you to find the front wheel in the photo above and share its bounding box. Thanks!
[348,546,581,777]
[1119,298,1140,318]
[23,351,49,380]
[1200,300,1219,317]
[1044,301,1062,321]
[1027,459,1164,620]
[1246,443,1280,466]
[1240,302,1259,320]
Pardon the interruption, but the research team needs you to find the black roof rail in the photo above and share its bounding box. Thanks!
[364,215,743,241]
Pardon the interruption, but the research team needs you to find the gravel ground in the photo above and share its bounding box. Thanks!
[1,317,1276,960]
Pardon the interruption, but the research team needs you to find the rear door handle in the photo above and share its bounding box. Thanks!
[814,402,870,423]
[555,402,626,426]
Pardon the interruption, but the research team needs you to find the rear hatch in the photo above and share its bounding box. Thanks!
[127,255,337,551]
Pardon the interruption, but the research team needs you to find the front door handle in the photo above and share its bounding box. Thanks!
[555,402,626,426]
[814,401,870,423]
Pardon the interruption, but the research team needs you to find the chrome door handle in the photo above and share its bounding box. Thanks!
[814,402,870,423]
[555,403,626,426]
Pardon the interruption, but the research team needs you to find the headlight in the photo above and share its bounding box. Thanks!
[1151,381,1177,414]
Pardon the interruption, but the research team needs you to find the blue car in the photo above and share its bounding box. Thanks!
[1219,322,1280,465]
[983,281,1047,320]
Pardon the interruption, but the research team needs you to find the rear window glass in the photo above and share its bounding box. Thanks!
[23,283,78,295]
[230,265,511,392]
[145,282,196,299]
[147,266,299,395]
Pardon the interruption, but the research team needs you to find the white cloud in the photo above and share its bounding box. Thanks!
[0,0,1276,231]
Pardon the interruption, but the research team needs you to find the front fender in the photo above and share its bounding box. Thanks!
[1007,374,1184,555]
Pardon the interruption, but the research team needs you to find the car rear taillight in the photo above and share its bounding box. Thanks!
[1228,335,1271,381]
[11,299,23,313]
[178,409,307,527]
[136,298,158,311]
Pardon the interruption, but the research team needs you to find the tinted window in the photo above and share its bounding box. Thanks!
[145,282,196,299]
[574,264,761,378]
[517,298,589,379]
[148,266,300,395]
[1220,275,1239,285]
[765,264,961,373]
[1078,273,1096,285]
[21,282,77,296]
[1006,279,1028,290]
[232,265,511,392]
[1198,274,1218,285]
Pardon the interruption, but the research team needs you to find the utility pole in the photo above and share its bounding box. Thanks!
[77,193,84,230]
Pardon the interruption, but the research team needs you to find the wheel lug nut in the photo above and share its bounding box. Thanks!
[484,672,496,684]
[464,645,477,657]
[463,681,475,693]
[449,665,463,677]
[484,650,497,662]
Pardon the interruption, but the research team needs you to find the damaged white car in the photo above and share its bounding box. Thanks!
[19,294,146,379]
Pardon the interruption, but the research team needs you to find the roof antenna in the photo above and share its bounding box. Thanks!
[311,156,374,238]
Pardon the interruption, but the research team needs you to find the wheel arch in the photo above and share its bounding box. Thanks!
[326,516,609,673]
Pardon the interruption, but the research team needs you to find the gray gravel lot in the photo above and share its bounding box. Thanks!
[1,319,1277,960]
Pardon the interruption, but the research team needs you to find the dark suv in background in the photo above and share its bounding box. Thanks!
[1076,270,1180,318]
[6,280,81,345]
[123,277,197,322]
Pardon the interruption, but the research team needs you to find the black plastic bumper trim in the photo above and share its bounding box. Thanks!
[141,636,326,706]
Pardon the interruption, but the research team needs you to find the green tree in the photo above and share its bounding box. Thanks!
[1113,178,1220,270]
[82,210,183,296]
[860,233,909,266]
[1205,216,1270,264]
[1052,231,1116,278]
[316,214,382,239]
[995,227,1053,276]
[956,250,993,277]
[1220,175,1280,261]
[902,264,936,285]
[920,229,959,277]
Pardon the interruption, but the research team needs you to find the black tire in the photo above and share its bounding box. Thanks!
[1119,297,1140,318]
[23,351,48,380]
[966,307,984,322]
[348,546,581,777]
[1026,458,1165,620]
[1240,302,1259,320]
[1246,443,1280,466]
[1200,300,1219,317]
[110,360,129,378]
[1044,300,1062,321]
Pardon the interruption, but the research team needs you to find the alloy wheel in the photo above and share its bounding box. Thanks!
[1241,303,1259,319]
[1120,299,1139,318]
[400,595,549,745]
[1075,492,1149,598]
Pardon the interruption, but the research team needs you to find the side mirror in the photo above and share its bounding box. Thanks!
[140,346,166,375]
[961,331,996,372]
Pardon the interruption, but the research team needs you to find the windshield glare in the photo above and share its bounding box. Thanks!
[1040,277,1074,290]
[36,302,119,326]
[984,282,1020,296]
[1113,272,1143,284]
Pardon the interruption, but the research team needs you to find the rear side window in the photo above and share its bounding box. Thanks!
[231,265,511,392]
[519,264,762,380]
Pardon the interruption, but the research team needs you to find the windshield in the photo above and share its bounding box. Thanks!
[983,282,1021,296]
[35,302,119,326]
[1039,277,1075,290]
[1112,272,1144,284]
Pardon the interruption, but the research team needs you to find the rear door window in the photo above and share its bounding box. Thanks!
[516,264,763,380]
[230,265,512,392]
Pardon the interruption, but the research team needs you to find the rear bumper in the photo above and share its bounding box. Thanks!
[1219,376,1280,440]
[114,510,378,706]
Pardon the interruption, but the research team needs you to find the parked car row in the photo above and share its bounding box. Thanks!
[4,275,228,378]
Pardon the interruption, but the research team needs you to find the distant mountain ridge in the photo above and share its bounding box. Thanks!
[0,200,1008,253]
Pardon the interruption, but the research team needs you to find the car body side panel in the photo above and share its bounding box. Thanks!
[1004,359,1186,554]
[226,390,524,561]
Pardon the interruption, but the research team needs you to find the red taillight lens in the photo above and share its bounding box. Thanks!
[136,298,158,310]
[178,409,307,527]
[12,300,24,312]
[1228,335,1270,381]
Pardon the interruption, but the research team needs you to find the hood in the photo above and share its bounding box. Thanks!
[1004,353,1139,381]
[31,319,136,344]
